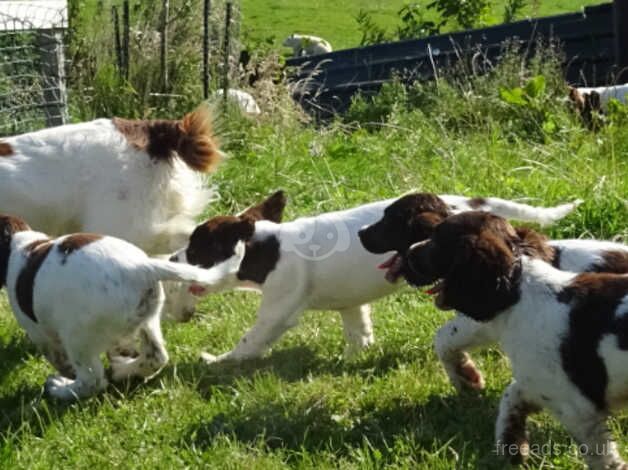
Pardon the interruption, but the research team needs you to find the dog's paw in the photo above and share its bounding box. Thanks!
[455,359,485,391]
[45,375,80,401]
[109,357,139,381]
[200,351,237,365]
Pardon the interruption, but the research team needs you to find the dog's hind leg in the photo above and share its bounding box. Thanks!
[202,290,306,364]
[339,304,374,359]
[435,313,498,391]
[110,288,169,381]
[45,349,107,401]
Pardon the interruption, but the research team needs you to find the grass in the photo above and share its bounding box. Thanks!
[1,2,627,469]
[241,0,608,50]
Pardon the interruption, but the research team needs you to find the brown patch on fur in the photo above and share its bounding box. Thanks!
[501,401,540,465]
[467,197,486,209]
[0,141,14,157]
[16,239,54,323]
[112,106,220,172]
[514,226,555,262]
[58,233,103,264]
[186,216,255,269]
[359,193,451,255]
[593,250,628,274]
[240,190,287,223]
[569,87,602,128]
[238,236,281,284]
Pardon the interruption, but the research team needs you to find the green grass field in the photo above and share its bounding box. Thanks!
[1,1,627,469]
[242,0,608,50]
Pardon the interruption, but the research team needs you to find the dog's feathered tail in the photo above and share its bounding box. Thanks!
[177,105,222,172]
[474,198,583,227]
[142,241,244,286]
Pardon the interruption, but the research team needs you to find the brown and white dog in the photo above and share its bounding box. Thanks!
[0,214,244,400]
[170,191,579,363]
[405,212,628,469]
[0,106,220,254]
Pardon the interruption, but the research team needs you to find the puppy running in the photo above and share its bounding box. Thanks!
[0,214,244,400]
[171,191,579,363]
[405,212,628,469]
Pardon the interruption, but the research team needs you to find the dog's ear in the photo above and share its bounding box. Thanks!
[233,218,256,241]
[440,231,521,321]
[514,226,553,262]
[409,211,446,242]
[240,190,287,223]
[0,215,30,289]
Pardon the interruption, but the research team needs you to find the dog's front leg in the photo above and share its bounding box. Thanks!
[45,353,107,401]
[494,381,540,465]
[202,291,305,365]
[339,304,374,358]
[434,313,498,391]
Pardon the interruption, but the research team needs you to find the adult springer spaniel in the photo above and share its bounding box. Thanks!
[405,212,628,469]
[170,191,579,364]
[0,214,244,400]
[0,106,220,254]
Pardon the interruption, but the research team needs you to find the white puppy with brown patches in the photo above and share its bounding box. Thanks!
[0,214,244,401]
[170,190,580,364]
[405,212,628,469]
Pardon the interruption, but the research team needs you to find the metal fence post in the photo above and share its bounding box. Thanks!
[36,29,68,127]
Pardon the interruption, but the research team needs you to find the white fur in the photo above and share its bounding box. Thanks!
[0,120,214,253]
[214,89,261,115]
[282,34,332,57]
[574,83,628,111]
[4,231,244,400]
[172,195,579,363]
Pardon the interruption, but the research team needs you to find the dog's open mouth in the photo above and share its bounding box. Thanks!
[378,253,405,283]
[425,280,451,310]
[188,284,207,296]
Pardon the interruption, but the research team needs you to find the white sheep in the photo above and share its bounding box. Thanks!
[283,34,332,57]
[214,89,261,115]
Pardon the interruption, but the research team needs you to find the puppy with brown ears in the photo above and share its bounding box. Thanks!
[405,211,628,469]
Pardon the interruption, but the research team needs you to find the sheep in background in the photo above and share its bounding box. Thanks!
[214,89,261,115]
[568,83,628,125]
[283,34,332,57]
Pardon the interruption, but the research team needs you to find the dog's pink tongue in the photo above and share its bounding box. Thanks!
[378,254,398,270]
[188,284,207,296]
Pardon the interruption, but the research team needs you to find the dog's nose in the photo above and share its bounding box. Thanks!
[169,254,178,262]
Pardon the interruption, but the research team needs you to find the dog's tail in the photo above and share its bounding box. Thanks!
[176,106,222,172]
[142,241,244,286]
[476,198,582,227]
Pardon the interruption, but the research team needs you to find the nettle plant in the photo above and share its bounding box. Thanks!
[498,75,560,139]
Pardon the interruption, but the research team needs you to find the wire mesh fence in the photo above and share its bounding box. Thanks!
[0,1,68,136]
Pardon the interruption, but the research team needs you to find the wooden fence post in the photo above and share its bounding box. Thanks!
[203,0,211,99]
[122,0,130,80]
[36,29,68,127]
[160,0,170,91]
[614,0,628,82]
[222,2,232,106]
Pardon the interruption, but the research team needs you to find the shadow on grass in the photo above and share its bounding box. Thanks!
[183,390,503,467]
[0,336,37,384]
[168,344,416,397]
